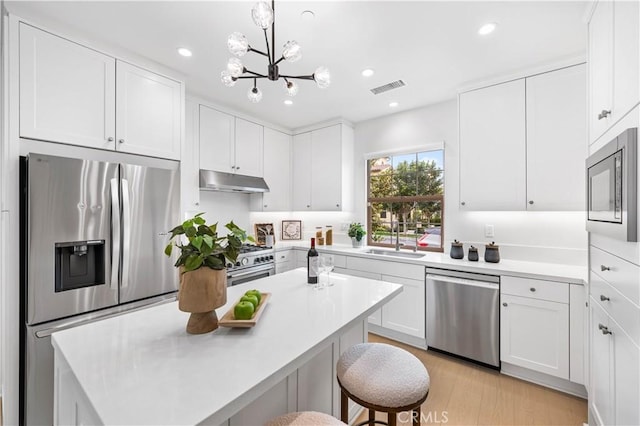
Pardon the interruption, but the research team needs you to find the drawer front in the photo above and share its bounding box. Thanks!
[501,276,569,304]
[590,271,640,346]
[346,256,424,280]
[275,250,292,264]
[590,246,640,306]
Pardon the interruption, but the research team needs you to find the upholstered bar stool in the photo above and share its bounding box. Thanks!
[337,343,430,426]
[266,411,346,426]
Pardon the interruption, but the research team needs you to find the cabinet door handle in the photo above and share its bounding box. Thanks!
[336,204,340,207]
[599,324,612,335]
[107,137,114,142]
[461,201,466,206]
[118,139,125,144]
[236,167,240,170]
[600,265,611,271]
[231,166,236,169]
[598,109,611,120]
[306,205,310,208]
[529,287,536,292]
[502,302,508,307]
[600,294,610,302]
[195,202,199,206]
[264,205,267,208]
[528,200,534,205]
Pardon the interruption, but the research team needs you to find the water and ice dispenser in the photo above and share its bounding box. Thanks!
[54,240,106,292]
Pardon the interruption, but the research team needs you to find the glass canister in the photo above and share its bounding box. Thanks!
[315,227,324,245]
[450,240,464,259]
[325,225,333,245]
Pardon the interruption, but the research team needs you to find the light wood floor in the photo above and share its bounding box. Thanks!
[355,334,587,425]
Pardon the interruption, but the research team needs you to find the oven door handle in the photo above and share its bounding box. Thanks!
[228,264,275,279]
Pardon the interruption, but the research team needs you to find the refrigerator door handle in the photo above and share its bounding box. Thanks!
[110,178,120,290]
[121,178,131,288]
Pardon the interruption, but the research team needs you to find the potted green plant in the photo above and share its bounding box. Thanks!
[164,213,253,334]
[348,222,367,248]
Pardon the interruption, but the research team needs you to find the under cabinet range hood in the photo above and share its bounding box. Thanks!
[199,169,270,193]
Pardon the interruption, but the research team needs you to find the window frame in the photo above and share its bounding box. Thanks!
[366,150,445,253]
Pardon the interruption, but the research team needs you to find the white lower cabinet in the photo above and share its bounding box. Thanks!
[338,268,382,326]
[380,275,425,339]
[275,249,294,274]
[589,297,640,426]
[500,294,569,379]
[229,375,292,426]
[297,344,334,414]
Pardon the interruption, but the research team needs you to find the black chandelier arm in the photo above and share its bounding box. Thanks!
[280,74,316,81]
[273,56,285,66]
[263,29,273,65]
[248,47,269,58]
[243,69,268,78]
[235,75,268,80]
[271,0,276,63]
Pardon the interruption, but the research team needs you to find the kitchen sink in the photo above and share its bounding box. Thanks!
[363,249,426,259]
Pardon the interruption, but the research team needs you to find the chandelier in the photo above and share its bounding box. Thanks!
[220,1,331,103]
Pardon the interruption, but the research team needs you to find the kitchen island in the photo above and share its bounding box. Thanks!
[51,269,403,425]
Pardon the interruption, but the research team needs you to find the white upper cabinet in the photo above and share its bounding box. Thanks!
[459,79,526,210]
[115,61,182,160]
[251,128,291,211]
[19,23,183,160]
[19,23,116,150]
[292,132,313,211]
[310,125,343,211]
[199,106,264,177]
[291,124,354,212]
[234,118,264,178]
[526,64,586,211]
[199,105,235,172]
[588,0,640,144]
[589,0,614,142]
[460,65,586,211]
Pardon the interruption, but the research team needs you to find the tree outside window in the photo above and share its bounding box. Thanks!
[367,150,444,252]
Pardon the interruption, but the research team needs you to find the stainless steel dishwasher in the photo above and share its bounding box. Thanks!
[426,268,500,368]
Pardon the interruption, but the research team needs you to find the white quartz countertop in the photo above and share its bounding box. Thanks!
[51,269,403,426]
[274,243,587,284]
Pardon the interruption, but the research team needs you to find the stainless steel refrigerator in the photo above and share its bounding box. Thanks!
[20,153,180,425]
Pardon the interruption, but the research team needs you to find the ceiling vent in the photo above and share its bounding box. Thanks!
[370,80,406,95]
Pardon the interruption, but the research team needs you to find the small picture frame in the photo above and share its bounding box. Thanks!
[254,223,275,246]
[281,220,302,240]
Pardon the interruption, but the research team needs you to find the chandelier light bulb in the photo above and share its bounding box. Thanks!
[313,66,331,89]
[227,57,244,78]
[282,40,302,62]
[251,2,274,29]
[248,86,263,103]
[284,80,299,96]
[220,70,237,87]
[228,32,249,57]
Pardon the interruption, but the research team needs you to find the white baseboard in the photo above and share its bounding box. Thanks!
[368,325,427,350]
[501,362,588,398]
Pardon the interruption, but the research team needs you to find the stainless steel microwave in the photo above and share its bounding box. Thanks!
[586,127,637,242]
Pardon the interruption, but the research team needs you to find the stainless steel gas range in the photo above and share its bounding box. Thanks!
[226,244,275,286]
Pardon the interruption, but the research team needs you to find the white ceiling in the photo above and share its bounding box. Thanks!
[6,1,588,130]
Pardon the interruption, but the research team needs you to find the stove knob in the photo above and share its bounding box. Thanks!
[254,258,259,263]
[226,262,233,268]
[235,261,241,267]
[269,255,274,260]
[241,258,249,266]
[261,256,266,262]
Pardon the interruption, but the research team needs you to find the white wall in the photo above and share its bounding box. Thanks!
[354,99,588,265]
[197,191,251,233]
[249,211,355,246]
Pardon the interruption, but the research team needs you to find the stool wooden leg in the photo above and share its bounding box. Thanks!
[368,409,375,426]
[388,412,397,426]
[341,389,349,423]
[413,406,421,426]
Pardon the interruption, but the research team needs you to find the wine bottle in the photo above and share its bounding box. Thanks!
[307,237,319,284]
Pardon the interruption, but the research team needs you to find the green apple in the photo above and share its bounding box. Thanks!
[240,294,259,309]
[245,289,262,304]
[234,301,255,320]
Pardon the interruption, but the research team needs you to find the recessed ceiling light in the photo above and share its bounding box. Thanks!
[361,68,375,77]
[389,102,399,108]
[301,10,315,20]
[478,22,497,36]
[177,47,192,57]
[284,100,293,106]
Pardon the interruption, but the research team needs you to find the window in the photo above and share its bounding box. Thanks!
[367,149,444,251]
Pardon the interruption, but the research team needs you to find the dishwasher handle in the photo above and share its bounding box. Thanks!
[427,274,499,290]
